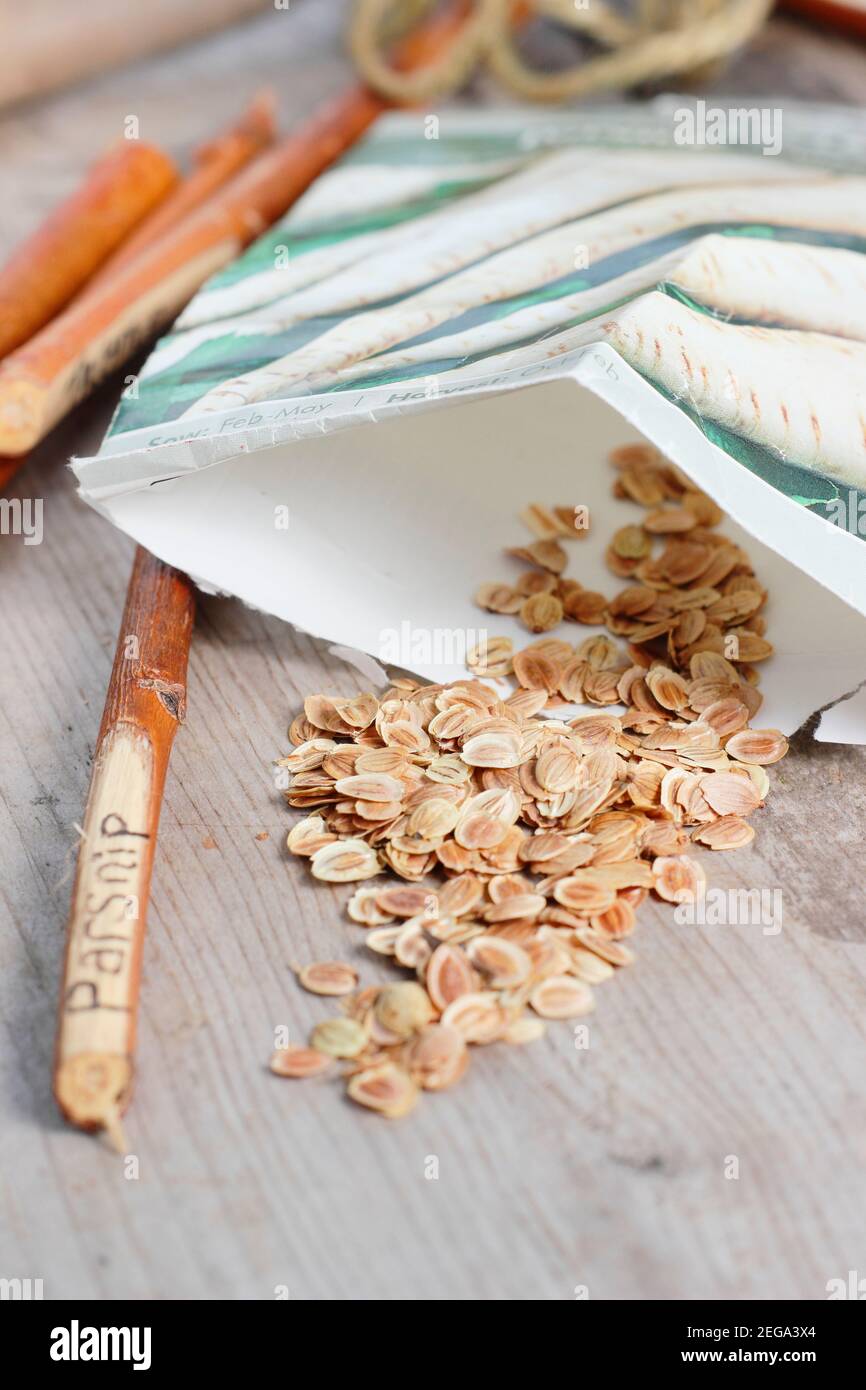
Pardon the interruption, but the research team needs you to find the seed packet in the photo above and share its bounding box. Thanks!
[73,103,866,741]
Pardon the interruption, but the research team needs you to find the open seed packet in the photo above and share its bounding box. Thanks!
[73,103,866,741]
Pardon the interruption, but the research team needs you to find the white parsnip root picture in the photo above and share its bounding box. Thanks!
[103,118,866,509]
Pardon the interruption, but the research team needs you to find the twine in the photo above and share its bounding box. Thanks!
[349,0,775,104]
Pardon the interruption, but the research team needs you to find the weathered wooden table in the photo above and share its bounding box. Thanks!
[2,3,866,1301]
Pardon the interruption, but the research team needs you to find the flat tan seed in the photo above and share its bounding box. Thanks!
[566,946,615,983]
[726,630,774,662]
[347,1063,418,1117]
[455,813,508,850]
[426,753,471,785]
[311,1017,369,1059]
[375,884,438,918]
[354,748,410,775]
[553,873,617,915]
[535,745,581,793]
[589,898,637,939]
[504,1016,547,1044]
[437,873,483,917]
[556,656,587,703]
[744,763,770,801]
[460,731,523,769]
[609,585,657,618]
[646,666,690,711]
[706,591,764,625]
[287,815,337,857]
[484,893,546,923]
[555,506,590,536]
[347,887,395,926]
[589,860,654,891]
[583,668,624,704]
[609,442,664,470]
[334,773,405,802]
[701,697,750,738]
[426,943,476,1011]
[288,713,318,745]
[335,692,379,729]
[279,738,338,773]
[612,524,651,560]
[690,651,739,682]
[441,992,507,1044]
[563,589,609,624]
[427,915,480,944]
[354,798,402,822]
[652,854,706,904]
[322,746,361,779]
[468,635,513,676]
[643,506,698,533]
[403,798,460,843]
[380,719,431,754]
[692,815,756,850]
[436,841,476,873]
[573,926,635,966]
[516,569,558,597]
[475,582,523,614]
[530,975,594,1019]
[521,592,564,633]
[484,872,528,902]
[374,982,434,1038]
[512,648,562,693]
[297,961,359,996]
[467,936,531,988]
[461,787,521,824]
[724,728,789,765]
[505,687,550,718]
[521,503,568,540]
[384,846,436,880]
[700,771,762,815]
[429,705,477,741]
[270,1047,335,1079]
[683,490,725,526]
[304,694,353,734]
[404,1024,469,1090]
[508,538,568,574]
[526,935,572,980]
[365,926,402,955]
[527,637,574,662]
[394,919,433,969]
[310,838,381,882]
[517,831,572,864]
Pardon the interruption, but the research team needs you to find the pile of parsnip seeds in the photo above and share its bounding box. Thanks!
[270,443,788,1118]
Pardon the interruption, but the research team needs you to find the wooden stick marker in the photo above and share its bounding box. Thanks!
[54,550,195,1141]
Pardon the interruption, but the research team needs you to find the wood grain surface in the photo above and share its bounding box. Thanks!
[2,1,866,1301]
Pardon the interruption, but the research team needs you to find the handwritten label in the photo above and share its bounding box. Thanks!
[58,728,153,1060]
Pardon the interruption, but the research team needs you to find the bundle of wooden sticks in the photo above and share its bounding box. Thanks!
[0,0,471,1147]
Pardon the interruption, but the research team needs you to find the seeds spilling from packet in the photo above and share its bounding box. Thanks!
[271,444,788,1115]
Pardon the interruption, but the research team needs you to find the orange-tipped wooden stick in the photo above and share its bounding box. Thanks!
[90,91,277,284]
[54,550,195,1143]
[54,0,473,1140]
[0,141,178,361]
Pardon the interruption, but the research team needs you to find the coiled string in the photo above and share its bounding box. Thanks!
[349,0,775,105]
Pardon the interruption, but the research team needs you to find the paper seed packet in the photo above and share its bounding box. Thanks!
[73,102,866,742]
